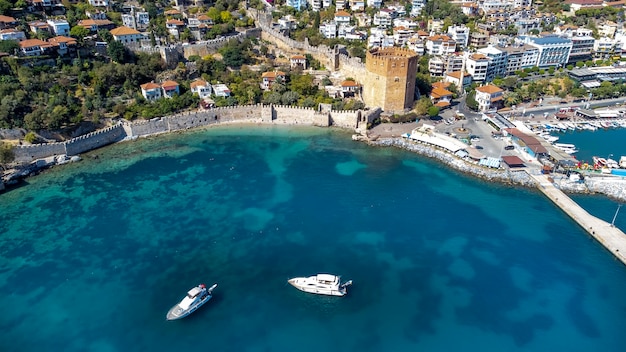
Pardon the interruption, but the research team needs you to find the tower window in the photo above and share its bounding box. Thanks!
[395,77,399,82]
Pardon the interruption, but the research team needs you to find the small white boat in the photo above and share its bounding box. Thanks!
[288,274,353,296]
[166,283,217,320]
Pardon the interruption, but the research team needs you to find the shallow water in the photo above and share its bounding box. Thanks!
[1,125,625,351]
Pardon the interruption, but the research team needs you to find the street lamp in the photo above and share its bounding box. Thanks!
[611,204,622,227]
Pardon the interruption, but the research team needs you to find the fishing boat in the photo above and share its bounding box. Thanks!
[288,274,353,296]
[166,283,218,320]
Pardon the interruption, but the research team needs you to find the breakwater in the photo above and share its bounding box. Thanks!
[11,104,373,164]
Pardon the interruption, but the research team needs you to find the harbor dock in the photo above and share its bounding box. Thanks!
[529,172,626,265]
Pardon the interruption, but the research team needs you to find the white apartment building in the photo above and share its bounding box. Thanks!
[594,37,617,59]
[411,0,426,16]
[393,27,415,46]
[368,0,383,8]
[373,11,393,28]
[309,0,322,11]
[519,36,572,68]
[89,0,109,6]
[46,19,70,36]
[447,25,470,49]
[336,0,348,9]
[475,84,504,112]
[465,53,490,82]
[407,36,425,55]
[286,0,305,11]
[425,35,456,56]
[320,21,337,38]
[350,0,366,11]
[499,44,539,75]
[393,19,418,30]
[478,45,507,81]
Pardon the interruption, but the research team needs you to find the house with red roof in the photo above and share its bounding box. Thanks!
[110,26,143,44]
[261,71,286,90]
[430,82,454,109]
[475,84,504,112]
[340,80,361,98]
[140,82,162,101]
[0,15,17,30]
[19,39,53,56]
[48,36,77,55]
[161,80,180,98]
[0,28,26,41]
[78,19,115,32]
[190,79,212,99]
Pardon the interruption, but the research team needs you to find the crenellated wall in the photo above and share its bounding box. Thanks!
[65,124,125,156]
[10,105,363,164]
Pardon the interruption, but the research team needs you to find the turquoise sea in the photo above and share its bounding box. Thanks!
[1,125,626,352]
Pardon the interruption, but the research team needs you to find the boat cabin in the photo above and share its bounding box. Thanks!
[187,286,204,299]
[316,274,339,284]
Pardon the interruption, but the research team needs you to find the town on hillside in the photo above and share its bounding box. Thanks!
[2,0,626,174]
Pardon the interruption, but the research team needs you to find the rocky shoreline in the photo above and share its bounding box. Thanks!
[368,137,626,203]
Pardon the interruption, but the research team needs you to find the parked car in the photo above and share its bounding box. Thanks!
[505,145,515,150]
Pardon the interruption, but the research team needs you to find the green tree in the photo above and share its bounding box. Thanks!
[466,90,478,111]
[70,25,90,42]
[0,0,11,15]
[0,39,19,54]
[0,141,14,165]
[427,106,440,117]
[107,40,128,63]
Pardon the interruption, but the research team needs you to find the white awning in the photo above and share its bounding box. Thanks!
[408,131,468,153]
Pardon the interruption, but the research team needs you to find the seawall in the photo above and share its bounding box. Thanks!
[11,105,370,163]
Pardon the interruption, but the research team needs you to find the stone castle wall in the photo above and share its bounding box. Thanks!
[11,105,364,164]
[13,124,125,163]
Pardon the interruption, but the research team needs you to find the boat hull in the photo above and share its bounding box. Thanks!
[288,277,348,296]
[166,295,212,320]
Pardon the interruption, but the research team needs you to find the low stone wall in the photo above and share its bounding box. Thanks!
[370,137,538,187]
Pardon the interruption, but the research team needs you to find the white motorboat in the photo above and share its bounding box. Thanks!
[288,274,353,296]
[166,283,217,320]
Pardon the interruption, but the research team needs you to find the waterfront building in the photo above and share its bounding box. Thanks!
[475,84,504,112]
[594,37,616,59]
[478,45,507,81]
[363,47,418,112]
[499,44,539,75]
[465,53,490,82]
[340,80,361,98]
[519,36,572,68]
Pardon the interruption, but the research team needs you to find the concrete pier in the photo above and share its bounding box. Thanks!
[529,172,626,265]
